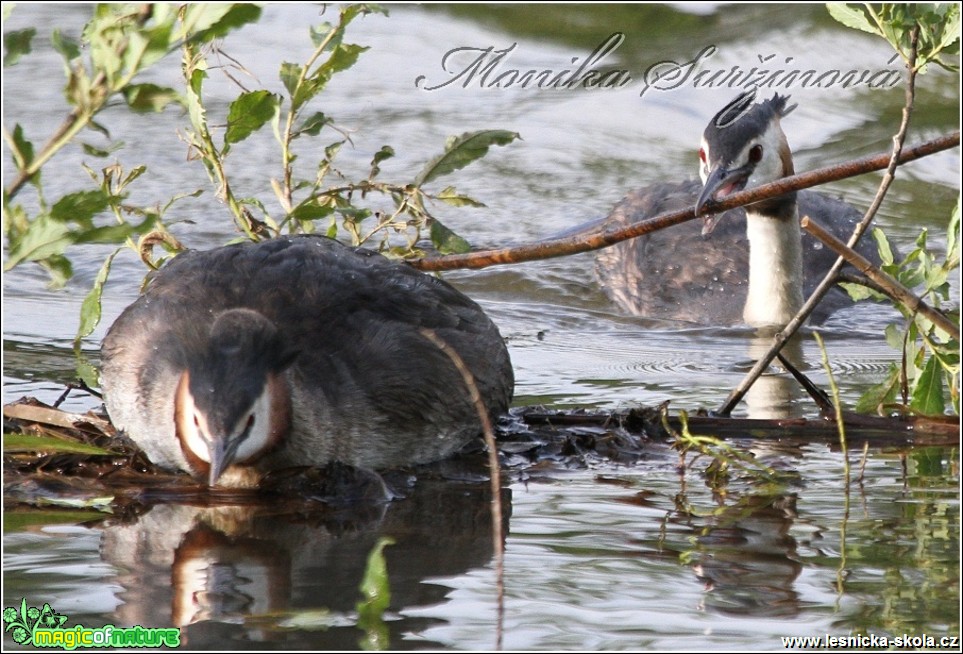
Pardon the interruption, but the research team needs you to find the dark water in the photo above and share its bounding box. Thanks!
[3,4,959,650]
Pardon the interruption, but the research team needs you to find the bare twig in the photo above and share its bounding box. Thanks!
[775,351,834,414]
[716,26,924,416]
[801,215,959,340]
[409,132,959,273]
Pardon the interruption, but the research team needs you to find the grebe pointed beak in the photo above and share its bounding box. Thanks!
[207,436,237,487]
[696,164,750,236]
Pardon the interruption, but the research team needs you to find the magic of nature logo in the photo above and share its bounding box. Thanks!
[3,599,180,649]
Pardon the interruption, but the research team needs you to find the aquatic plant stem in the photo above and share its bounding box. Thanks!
[814,332,851,482]
[716,27,922,416]
[858,441,869,485]
[418,328,505,650]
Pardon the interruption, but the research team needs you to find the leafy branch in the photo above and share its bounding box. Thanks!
[842,207,961,416]
[827,3,960,72]
[181,3,519,253]
[3,4,264,286]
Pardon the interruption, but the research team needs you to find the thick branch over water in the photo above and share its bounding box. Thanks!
[409,132,959,272]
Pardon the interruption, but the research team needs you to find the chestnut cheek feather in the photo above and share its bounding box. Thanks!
[266,373,291,457]
[174,371,211,481]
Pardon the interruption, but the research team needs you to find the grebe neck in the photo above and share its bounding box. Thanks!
[743,203,804,329]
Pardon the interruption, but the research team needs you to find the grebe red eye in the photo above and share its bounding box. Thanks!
[749,144,763,163]
[698,148,707,164]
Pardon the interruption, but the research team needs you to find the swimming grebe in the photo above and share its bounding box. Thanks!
[101,235,514,488]
[596,90,879,328]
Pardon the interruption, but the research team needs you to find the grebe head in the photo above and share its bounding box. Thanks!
[696,89,798,233]
[173,308,297,486]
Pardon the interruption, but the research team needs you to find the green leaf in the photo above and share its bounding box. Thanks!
[369,145,395,178]
[356,536,394,650]
[338,207,372,224]
[3,433,114,456]
[309,22,336,49]
[40,255,74,289]
[75,351,100,390]
[3,28,36,67]
[289,200,335,222]
[855,364,901,414]
[936,4,961,52]
[185,66,209,135]
[914,227,929,251]
[324,140,344,162]
[4,213,73,271]
[436,186,486,208]
[180,3,262,43]
[414,130,520,186]
[323,42,367,76]
[294,43,368,110]
[839,281,884,303]
[871,227,894,266]
[339,4,389,34]
[884,323,904,351]
[121,165,148,188]
[280,62,303,97]
[911,355,945,415]
[50,190,110,225]
[826,4,880,35]
[899,265,926,290]
[50,28,80,61]
[225,91,281,147]
[122,83,180,112]
[276,609,336,631]
[88,120,111,140]
[76,249,119,344]
[10,123,34,168]
[297,111,329,137]
[133,19,177,71]
[4,509,109,533]
[357,536,394,613]
[945,199,961,268]
[81,142,123,158]
[924,265,948,295]
[430,219,471,254]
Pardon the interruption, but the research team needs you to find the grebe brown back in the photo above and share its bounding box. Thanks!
[101,235,514,488]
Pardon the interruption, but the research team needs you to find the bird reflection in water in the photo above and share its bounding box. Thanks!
[100,475,509,648]
[690,493,803,618]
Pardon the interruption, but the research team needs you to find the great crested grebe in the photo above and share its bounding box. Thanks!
[596,90,880,328]
[101,235,514,488]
